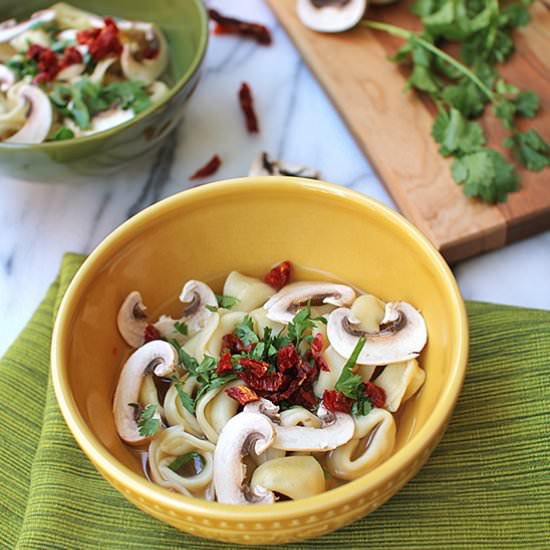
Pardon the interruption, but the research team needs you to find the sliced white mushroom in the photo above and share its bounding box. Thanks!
[89,108,134,133]
[154,280,218,340]
[249,151,320,179]
[326,408,396,480]
[297,0,366,33]
[271,405,354,451]
[89,57,116,86]
[213,412,276,504]
[10,29,52,52]
[120,24,168,85]
[117,291,149,348]
[5,84,52,144]
[112,340,177,445]
[0,10,56,43]
[327,301,427,366]
[264,281,355,324]
[148,80,169,103]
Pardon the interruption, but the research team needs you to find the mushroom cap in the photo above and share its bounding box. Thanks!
[327,301,428,366]
[264,281,356,324]
[249,151,320,179]
[271,405,355,451]
[120,24,168,85]
[112,340,177,445]
[0,10,56,43]
[5,85,53,144]
[179,280,218,333]
[117,291,148,348]
[213,412,276,504]
[297,0,367,33]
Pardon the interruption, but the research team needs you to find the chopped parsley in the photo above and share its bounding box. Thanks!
[171,376,195,414]
[130,403,160,437]
[334,337,366,398]
[174,321,188,335]
[214,293,240,309]
[51,126,75,141]
[168,452,205,476]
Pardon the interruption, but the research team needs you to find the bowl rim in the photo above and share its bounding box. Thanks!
[0,0,208,151]
[51,177,469,521]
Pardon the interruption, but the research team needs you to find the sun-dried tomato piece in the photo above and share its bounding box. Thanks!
[59,46,83,69]
[238,82,259,134]
[226,385,259,405]
[139,47,159,60]
[189,154,222,180]
[77,17,122,62]
[216,351,233,375]
[364,381,386,408]
[277,344,300,372]
[311,332,330,371]
[294,385,318,410]
[27,44,59,83]
[238,358,270,378]
[208,9,272,46]
[322,390,353,414]
[143,324,161,343]
[264,260,291,290]
[221,334,255,354]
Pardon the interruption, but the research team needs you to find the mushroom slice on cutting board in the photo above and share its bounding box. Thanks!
[327,301,427,365]
[297,0,367,33]
[249,151,320,179]
[264,281,355,324]
[213,412,276,504]
[113,340,178,445]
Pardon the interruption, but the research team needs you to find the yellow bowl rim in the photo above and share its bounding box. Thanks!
[51,176,469,521]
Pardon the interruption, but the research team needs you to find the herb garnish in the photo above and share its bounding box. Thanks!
[171,376,195,414]
[51,126,75,141]
[168,452,205,475]
[215,293,240,309]
[334,337,366,398]
[363,0,550,203]
[174,321,188,335]
[130,403,160,437]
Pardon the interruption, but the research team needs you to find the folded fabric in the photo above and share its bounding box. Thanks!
[0,254,548,549]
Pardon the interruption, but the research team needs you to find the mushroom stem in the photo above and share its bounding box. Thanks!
[0,10,56,43]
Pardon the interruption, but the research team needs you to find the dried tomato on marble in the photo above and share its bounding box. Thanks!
[364,381,386,409]
[189,154,222,180]
[225,385,259,405]
[238,82,259,134]
[143,324,161,343]
[77,17,123,62]
[208,9,272,46]
[322,390,353,414]
[264,260,291,290]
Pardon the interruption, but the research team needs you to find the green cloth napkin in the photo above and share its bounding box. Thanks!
[1,254,548,550]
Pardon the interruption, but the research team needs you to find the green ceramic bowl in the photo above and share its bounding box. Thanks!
[0,0,208,182]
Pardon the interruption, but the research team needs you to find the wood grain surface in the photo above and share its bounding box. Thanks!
[267,0,550,263]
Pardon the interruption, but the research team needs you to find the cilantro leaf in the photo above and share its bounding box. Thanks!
[168,451,204,474]
[505,130,550,172]
[234,316,259,346]
[452,149,519,203]
[515,91,539,118]
[432,108,486,157]
[174,321,188,335]
[215,294,240,309]
[5,56,38,79]
[441,78,488,118]
[287,306,316,347]
[51,126,75,141]
[493,99,517,130]
[335,337,366,399]
[352,394,373,417]
[132,403,160,437]
[101,80,152,114]
[171,376,195,414]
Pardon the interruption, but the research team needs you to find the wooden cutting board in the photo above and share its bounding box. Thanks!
[267,0,550,263]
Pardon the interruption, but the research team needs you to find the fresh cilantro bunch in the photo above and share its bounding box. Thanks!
[364,0,550,203]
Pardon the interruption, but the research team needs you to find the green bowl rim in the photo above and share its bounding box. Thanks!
[0,0,209,151]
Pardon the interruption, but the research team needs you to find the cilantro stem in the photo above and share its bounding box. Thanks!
[362,20,495,103]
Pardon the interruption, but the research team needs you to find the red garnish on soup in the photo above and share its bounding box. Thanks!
[264,260,291,290]
[364,381,386,408]
[322,389,353,414]
[225,385,259,405]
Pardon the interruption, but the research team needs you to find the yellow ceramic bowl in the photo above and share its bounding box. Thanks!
[51,177,468,545]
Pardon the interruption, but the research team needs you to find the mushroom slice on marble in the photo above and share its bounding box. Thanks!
[271,405,355,452]
[5,85,53,144]
[117,291,149,348]
[112,340,178,445]
[0,10,56,43]
[264,281,355,324]
[248,151,320,179]
[213,412,276,504]
[297,0,367,33]
[327,301,427,365]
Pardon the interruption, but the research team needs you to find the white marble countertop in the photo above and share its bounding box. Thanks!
[1,0,549,356]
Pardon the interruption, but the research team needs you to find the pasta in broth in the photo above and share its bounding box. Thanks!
[113,261,428,504]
